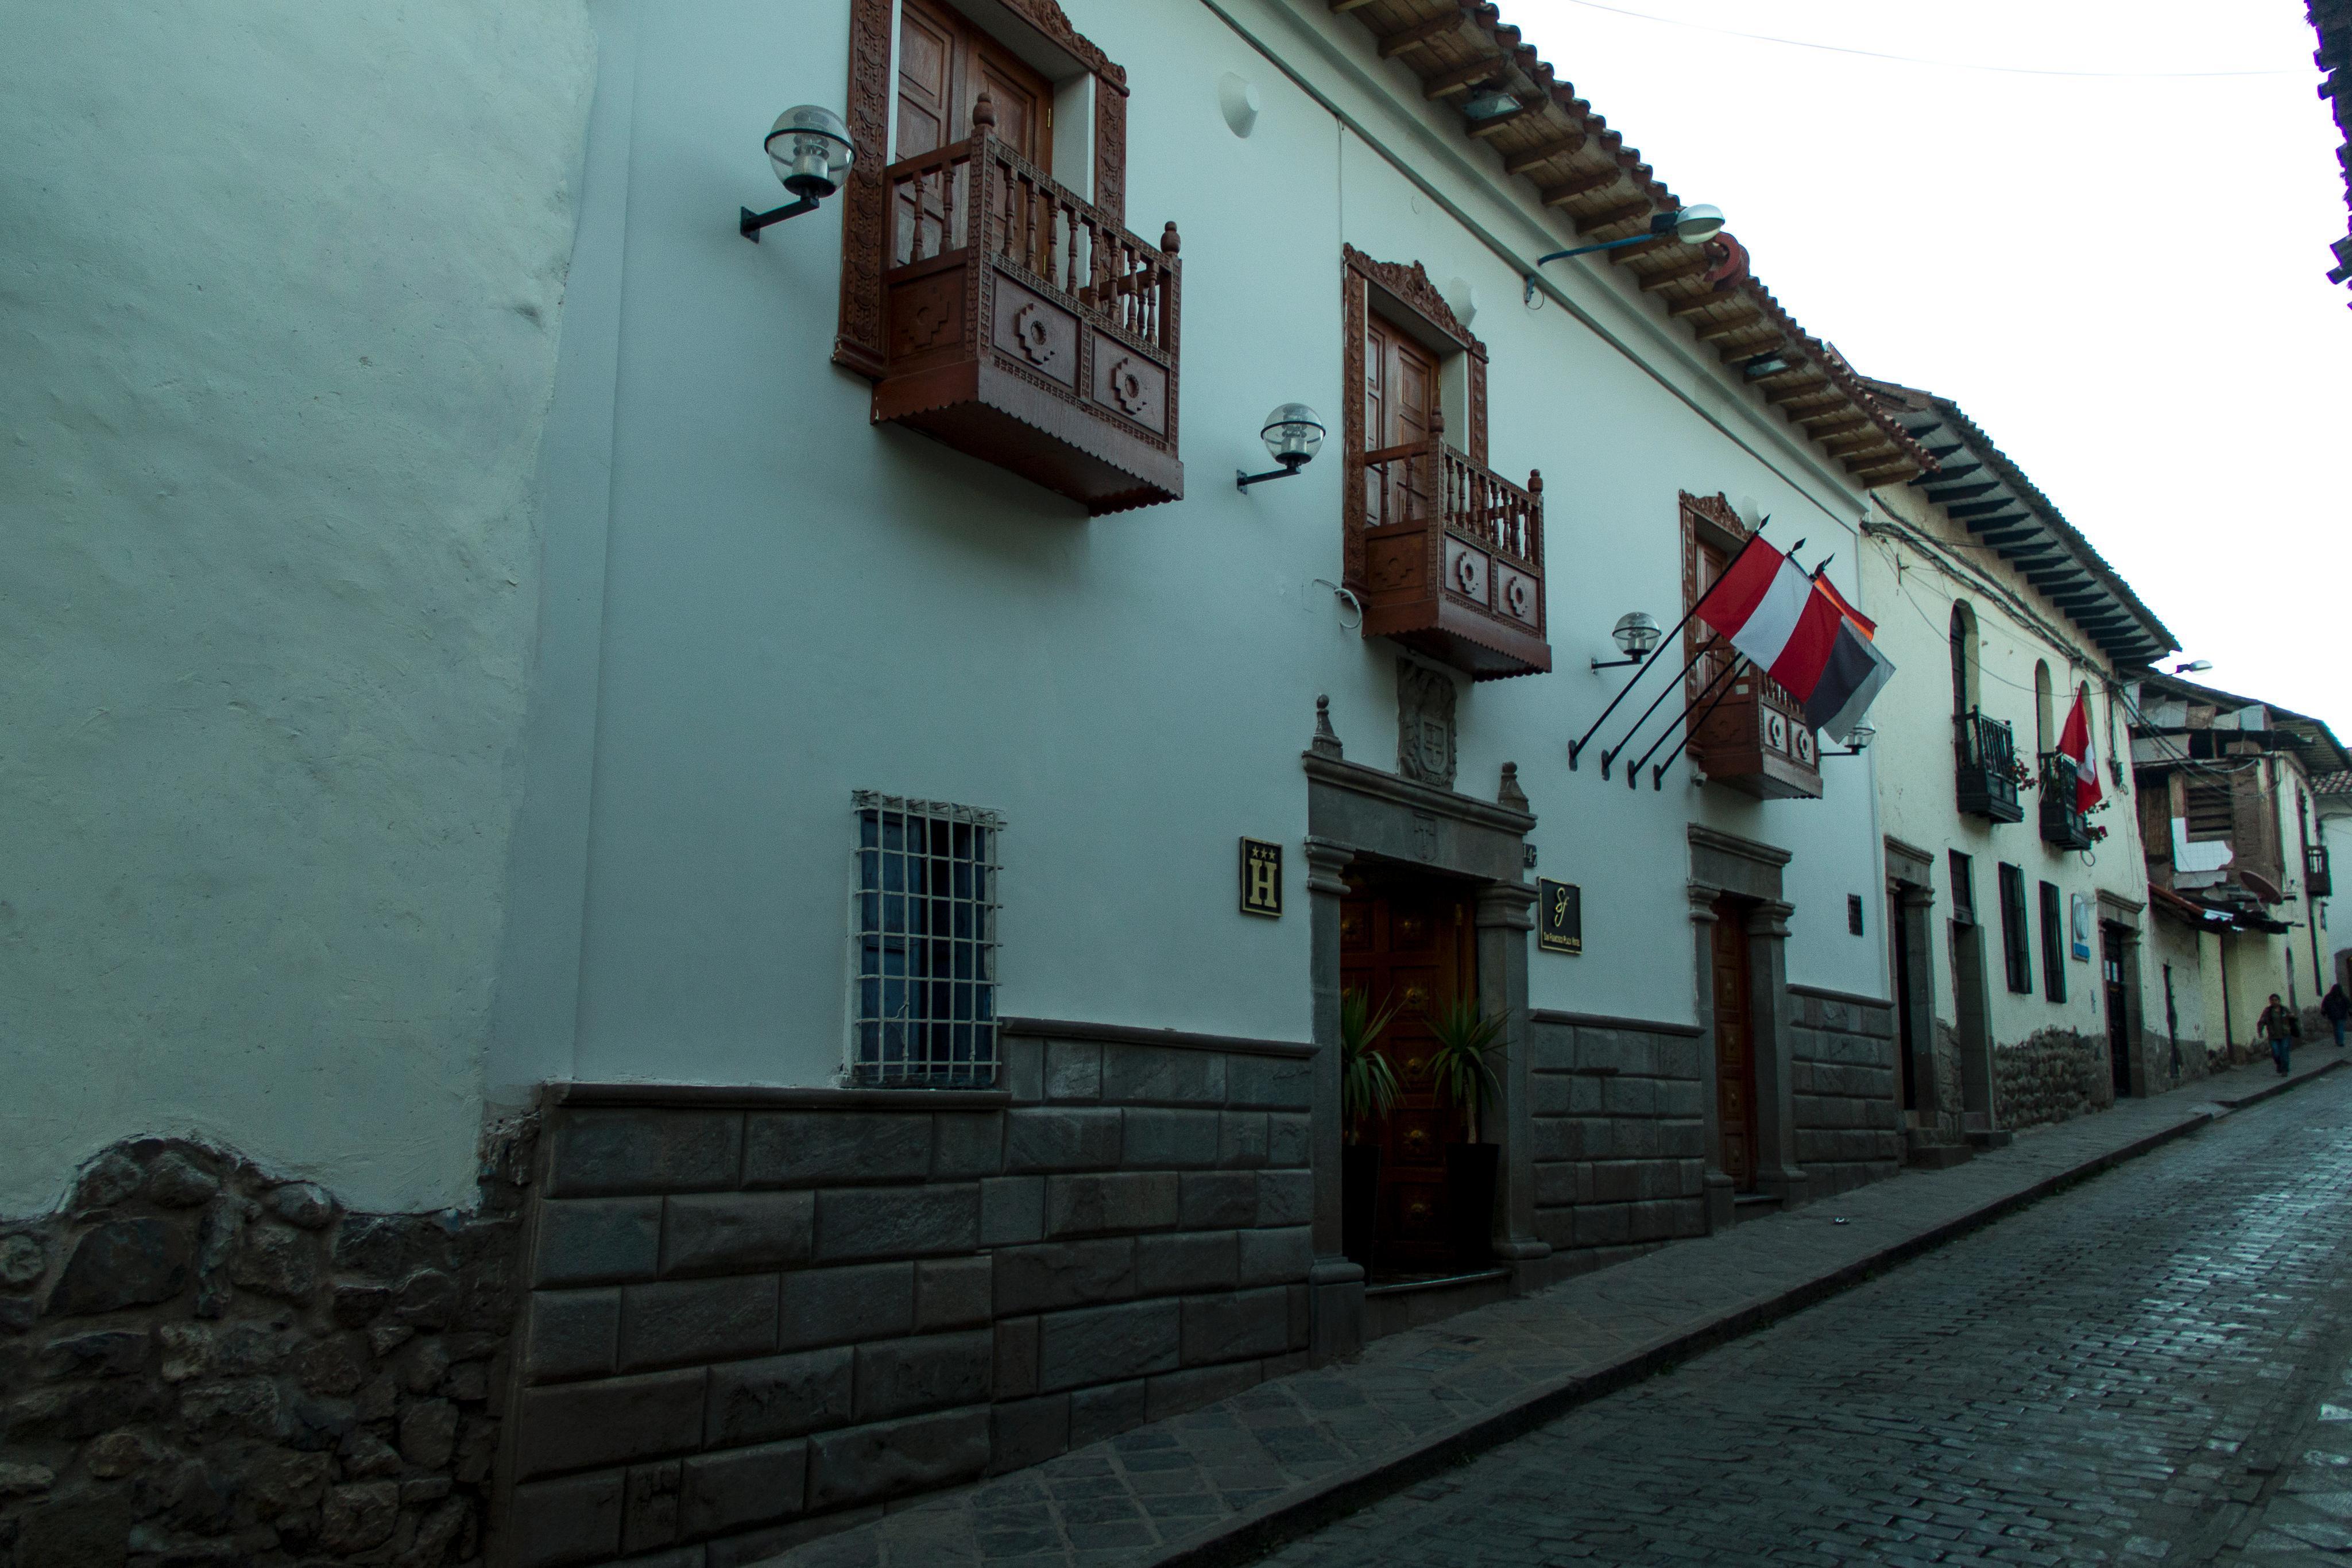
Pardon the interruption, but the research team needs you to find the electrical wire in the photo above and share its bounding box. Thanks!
[1550,0,2301,80]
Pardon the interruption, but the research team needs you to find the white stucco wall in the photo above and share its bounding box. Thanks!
[1860,487,2154,1051]
[491,0,1890,1105]
[1,1,595,1213]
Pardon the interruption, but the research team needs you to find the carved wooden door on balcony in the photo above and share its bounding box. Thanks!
[1340,868,1472,1275]
[897,0,1052,256]
[1363,313,1438,529]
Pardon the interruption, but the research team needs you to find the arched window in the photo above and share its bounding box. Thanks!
[1948,604,1978,718]
[2034,662,2054,757]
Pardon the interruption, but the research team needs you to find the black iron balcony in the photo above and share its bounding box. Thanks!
[2308,843,2332,897]
[2038,753,2092,850]
[1955,710,2024,823]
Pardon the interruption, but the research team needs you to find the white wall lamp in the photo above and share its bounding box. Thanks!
[1591,611,1662,671]
[741,106,855,241]
[1821,724,1875,758]
[2172,659,2213,675]
[1237,405,1326,491]
[1522,204,1726,303]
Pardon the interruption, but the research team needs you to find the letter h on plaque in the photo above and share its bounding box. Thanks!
[1240,839,1283,917]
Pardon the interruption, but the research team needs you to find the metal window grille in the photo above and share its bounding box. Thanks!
[849,792,1002,1088]
[2038,880,2067,1004]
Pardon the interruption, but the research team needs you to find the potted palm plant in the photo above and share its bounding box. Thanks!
[1339,986,1401,1270]
[1426,997,1507,1269]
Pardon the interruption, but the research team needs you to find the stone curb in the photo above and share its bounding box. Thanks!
[1143,1062,2349,1568]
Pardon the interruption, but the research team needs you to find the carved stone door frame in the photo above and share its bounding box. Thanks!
[1688,824,1805,1229]
[1299,701,1539,1364]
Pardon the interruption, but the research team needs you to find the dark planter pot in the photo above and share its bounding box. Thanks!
[1341,1144,1382,1270]
[1444,1142,1500,1269]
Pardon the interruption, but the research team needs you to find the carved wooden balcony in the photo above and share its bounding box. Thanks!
[1355,427,1549,679]
[872,131,1181,516]
[1955,710,2025,823]
[1689,669,1822,800]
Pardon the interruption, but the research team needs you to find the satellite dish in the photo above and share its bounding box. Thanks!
[2239,870,2284,904]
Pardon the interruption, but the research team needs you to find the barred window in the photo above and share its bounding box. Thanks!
[850,792,1001,1087]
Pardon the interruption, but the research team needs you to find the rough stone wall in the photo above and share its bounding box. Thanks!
[1928,1020,1968,1139]
[1789,991,1902,1198]
[1994,1029,2113,1130]
[508,1035,1315,1567]
[1527,1018,1709,1273]
[0,1133,527,1567]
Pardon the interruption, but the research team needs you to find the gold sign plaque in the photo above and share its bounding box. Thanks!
[1537,878,1581,955]
[1240,838,1283,917]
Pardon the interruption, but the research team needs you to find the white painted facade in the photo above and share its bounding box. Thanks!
[12,0,1907,1213]
[2,0,596,1215]
[1861,481,2158,1060]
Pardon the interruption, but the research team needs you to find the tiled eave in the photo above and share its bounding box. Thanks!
[1862,378,2176,671]
[2310,0,2352,300]
[1328,0,1935,485]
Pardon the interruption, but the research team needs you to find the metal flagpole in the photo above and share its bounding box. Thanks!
[1597,634,1727,779]
[1646,656,1750,789]
[1628,651,1746,789]
[1566,519,1784,770]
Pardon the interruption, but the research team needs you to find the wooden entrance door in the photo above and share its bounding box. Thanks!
[1890,891,1918,1118]
[1362,313,1440,531]
[2102,924,2132,1098]
[1341,868,1475,1274]
[896,0,1053,256]
[1711,896,1759,1191]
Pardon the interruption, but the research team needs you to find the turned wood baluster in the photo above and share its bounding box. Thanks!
[1160,223,1180,348]
[1527,471,1544,568]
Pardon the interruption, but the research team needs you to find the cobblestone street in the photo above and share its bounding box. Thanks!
[1262,1068,2352,1567]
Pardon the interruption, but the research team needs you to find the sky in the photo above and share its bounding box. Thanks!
[1504,0,2352,735]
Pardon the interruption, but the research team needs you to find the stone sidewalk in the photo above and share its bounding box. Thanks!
[761,1053,2350,1568]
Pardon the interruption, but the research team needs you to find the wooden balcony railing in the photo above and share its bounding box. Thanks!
[2038,753,2092,850]
[1687,656,1822,800]
[1956,710,2024,823]
[1355,415,1549,679]
[872,128,1181,515]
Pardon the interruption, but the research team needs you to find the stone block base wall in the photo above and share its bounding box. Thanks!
[0,1133,528,1568]
[506,1029,1315,1568]
[1994,1029,2113,1130]
[1789,988,1901,1198]
[1527,1013,1709,1275]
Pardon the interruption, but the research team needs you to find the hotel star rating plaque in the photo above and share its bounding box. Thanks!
[1240,839,1283,917]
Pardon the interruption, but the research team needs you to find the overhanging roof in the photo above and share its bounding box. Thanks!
[1860,378,2177,669]
[1328,0,1936,486]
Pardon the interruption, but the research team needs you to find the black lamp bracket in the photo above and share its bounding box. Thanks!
[741,195,820,241]
[1589,649,1651,672]
[1236,457,1307,492]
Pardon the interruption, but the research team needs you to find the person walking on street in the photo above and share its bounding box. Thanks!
[2324,983,2349,1049]
[2259,992,2300,1076]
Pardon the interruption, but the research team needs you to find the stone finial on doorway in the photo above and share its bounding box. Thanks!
[1498,761,1529,812]
[1310,694,1344,760]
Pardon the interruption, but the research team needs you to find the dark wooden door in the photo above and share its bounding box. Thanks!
[1891,891,1918,1117]
[2103,924,2132,1098]
[1362,313,1439,530]
[898,0,1052,165]
[1341,870,1474,1274]
[1712,896,1759,1191]
[896,0,1053,257]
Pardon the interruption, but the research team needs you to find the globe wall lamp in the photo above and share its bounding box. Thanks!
[1591,611,1662,671]
[741,106,855,241]
[1237,404,1326,491]
[1822,724,1874,758]
[1522,204,1726,303]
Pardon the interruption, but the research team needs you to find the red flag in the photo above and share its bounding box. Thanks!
[1811,572,1875,639]
[2057,688,2104,813]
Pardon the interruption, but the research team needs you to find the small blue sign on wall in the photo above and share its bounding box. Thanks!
[2070,893,2092,961]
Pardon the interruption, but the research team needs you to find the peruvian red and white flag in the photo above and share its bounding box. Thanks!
[1693,535,1846,700]
[2057,687,2105,812]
